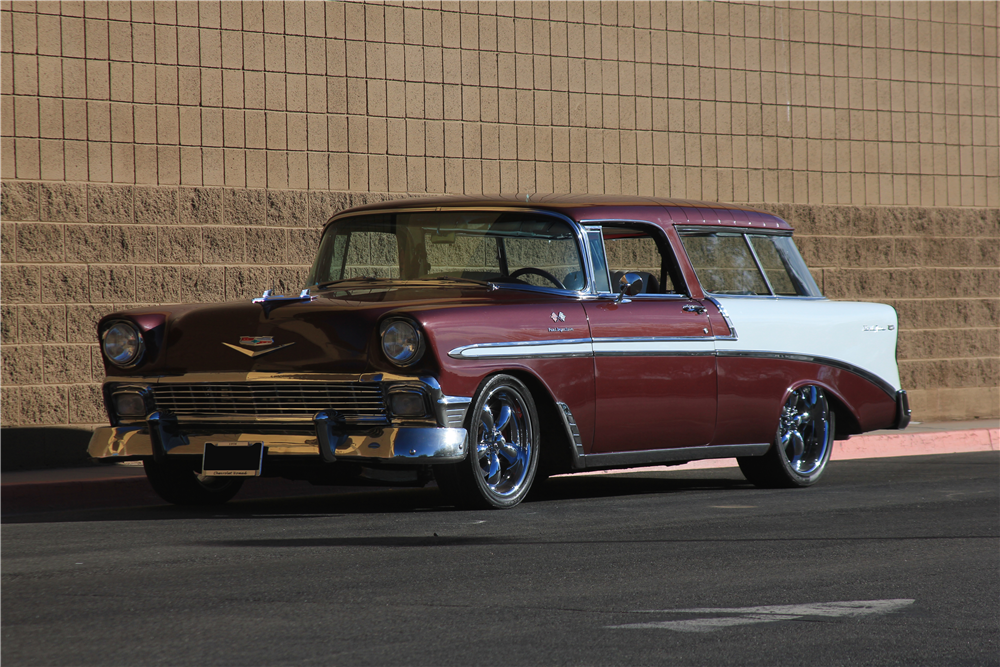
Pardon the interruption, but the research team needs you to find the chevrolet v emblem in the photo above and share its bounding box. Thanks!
[222,342,295,358]
[240,335,274,347]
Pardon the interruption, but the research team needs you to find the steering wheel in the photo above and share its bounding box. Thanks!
[509,267,566,290]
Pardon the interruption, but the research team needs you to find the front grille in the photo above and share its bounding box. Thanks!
[150,382,387,423]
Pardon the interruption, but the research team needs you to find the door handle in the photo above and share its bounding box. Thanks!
[682,304,707,314]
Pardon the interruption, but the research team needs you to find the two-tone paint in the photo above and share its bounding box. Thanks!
[89,194,909,476]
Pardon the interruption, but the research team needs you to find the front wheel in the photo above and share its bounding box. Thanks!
[143,459,245,506]
[435,375,539,509]
[738,385,835,488]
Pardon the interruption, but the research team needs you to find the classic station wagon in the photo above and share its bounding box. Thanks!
[90,194,910,508]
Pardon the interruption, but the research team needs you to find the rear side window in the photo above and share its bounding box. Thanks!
[680,232,821,297]
[680,233,770,295]
[747,234,821,297]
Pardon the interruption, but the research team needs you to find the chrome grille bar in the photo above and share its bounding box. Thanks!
[150,382,387,421]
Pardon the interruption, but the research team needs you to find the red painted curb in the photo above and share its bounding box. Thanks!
[566,427,1000,475]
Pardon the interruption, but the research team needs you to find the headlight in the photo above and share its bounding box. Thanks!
[380,319,423,367]
[102,321,145,368]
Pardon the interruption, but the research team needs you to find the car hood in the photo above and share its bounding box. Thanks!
[100,284,577,377]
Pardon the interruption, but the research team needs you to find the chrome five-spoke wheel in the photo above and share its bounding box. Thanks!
[738,385,835,488]
[778,385,831,476]
[435,374,539,509]
[475,385,533,499]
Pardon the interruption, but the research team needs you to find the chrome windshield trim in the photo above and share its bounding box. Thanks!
[318,206,593,296]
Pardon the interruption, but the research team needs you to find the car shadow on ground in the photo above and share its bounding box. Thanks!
[3,468,753,525]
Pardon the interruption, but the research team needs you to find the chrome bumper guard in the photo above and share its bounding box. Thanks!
[894,390,911,430]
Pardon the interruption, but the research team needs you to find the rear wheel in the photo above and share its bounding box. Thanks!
[435,375,539,509]
[738,385,834,488]
[143,459,244,506]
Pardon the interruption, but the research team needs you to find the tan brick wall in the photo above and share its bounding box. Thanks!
[1,1,998,428]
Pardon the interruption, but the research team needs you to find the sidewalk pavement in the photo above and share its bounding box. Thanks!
[3,420,998,514]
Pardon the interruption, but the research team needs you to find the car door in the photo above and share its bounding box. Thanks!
[582,225,718,453]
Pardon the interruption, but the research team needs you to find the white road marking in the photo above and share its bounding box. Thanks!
[608,599,915,633]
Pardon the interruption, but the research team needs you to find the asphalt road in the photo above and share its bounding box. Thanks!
[3,452,998,666]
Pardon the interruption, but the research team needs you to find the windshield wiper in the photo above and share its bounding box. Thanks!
[315,276,391,288]
[428,277,495,286]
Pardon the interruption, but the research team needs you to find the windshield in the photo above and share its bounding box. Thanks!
[308,211,586,291]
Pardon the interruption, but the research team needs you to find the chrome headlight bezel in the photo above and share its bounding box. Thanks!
[101,320,146,368]
[379,318,424,367]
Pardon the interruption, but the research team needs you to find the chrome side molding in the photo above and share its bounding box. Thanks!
[580,443,770,469]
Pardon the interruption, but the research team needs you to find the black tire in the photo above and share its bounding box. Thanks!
[143,459,245,506]
[435,374,540,509]
[738,385,835,489]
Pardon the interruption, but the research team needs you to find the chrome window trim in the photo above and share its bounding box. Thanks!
[676,228,825,300]
[583,225,611,296]
[675,225,792,236]
[578,218,693,297]
[742,233,776,296]
[317,206,594,297]
[704,296,738,340]
[591,293,689,300]
[702,294,828,301]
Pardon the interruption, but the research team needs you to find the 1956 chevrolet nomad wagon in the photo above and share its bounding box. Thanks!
[89,194,910,508]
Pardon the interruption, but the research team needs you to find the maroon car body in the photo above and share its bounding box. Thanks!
[89,195,909,508]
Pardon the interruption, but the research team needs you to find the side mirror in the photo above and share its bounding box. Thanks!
[615,272,643,303]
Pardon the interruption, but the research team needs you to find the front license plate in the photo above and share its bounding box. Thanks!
[202,441,264,477]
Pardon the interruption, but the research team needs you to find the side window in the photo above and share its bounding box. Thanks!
[599,226,683,295]
[680,233,769,295]
[747,235,822,297]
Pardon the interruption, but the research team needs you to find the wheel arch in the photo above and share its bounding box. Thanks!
[783,379,862,442]
[481,368,577,477]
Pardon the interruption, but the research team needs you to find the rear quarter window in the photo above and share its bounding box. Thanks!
[680,232,821,297]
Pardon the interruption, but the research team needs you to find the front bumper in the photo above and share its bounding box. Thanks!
[92,372,472,466]
[88,422,468,464]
